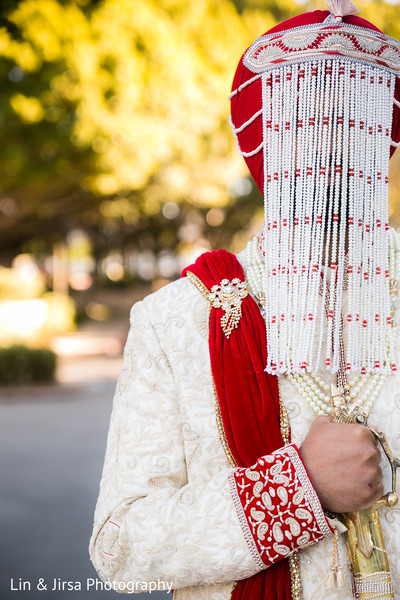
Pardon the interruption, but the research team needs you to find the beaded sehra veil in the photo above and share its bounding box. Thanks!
[230,0,400,376]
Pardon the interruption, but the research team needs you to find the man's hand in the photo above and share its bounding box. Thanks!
[299,416,383,513]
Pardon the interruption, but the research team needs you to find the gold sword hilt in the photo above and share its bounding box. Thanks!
[329,384,397,598]
[330,383,400,513]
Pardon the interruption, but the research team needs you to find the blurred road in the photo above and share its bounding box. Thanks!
[0,284,171,599]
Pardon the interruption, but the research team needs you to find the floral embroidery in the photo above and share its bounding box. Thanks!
[319,33,357,51]
[356,36,382,52]
[281,32,318,50]
[244,25,400,74]
[257,46,283,60]
[229,444,333,567]
[100,517,125,576]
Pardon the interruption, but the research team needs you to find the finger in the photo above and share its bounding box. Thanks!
[316,415,331,424]
[372,466,383,488]
[368,478,383,489]
[372,481,385,503]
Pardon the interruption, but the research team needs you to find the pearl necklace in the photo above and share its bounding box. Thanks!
[286,372,386,416]
[245,235,266,312]
[245,230,400,416]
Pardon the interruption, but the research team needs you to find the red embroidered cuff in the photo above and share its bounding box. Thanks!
[229,444,333,570]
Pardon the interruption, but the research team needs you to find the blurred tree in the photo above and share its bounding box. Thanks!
[0,0,299,262]
[0,0,399,265]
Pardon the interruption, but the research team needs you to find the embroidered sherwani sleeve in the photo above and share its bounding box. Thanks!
[89,299,258,589]
[89,292,333,593]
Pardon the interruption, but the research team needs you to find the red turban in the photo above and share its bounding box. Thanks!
[230,10,400,194]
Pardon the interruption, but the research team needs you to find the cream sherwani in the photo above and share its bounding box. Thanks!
[89,249,400,599]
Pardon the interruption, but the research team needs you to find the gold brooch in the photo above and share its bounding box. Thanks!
[209,278,248,338]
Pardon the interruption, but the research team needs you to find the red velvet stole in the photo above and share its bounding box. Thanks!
[182,249,292,600]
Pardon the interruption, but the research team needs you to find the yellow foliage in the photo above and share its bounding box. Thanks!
[357,1,400,40]
[0,27,41,70]
[10,94,45,124]
[9,0,88,61]
[40,292,76,341]
[2,0,305,208]
[0,265,45,300]
[0,27,12,54]
[3,0,400,218]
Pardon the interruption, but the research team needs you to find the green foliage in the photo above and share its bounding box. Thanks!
[0,344,57,385]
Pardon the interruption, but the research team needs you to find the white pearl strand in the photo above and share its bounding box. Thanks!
[245,231,400,417]
[389,227,400,365]
[288,372,385,417]
[245,235,265,311]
